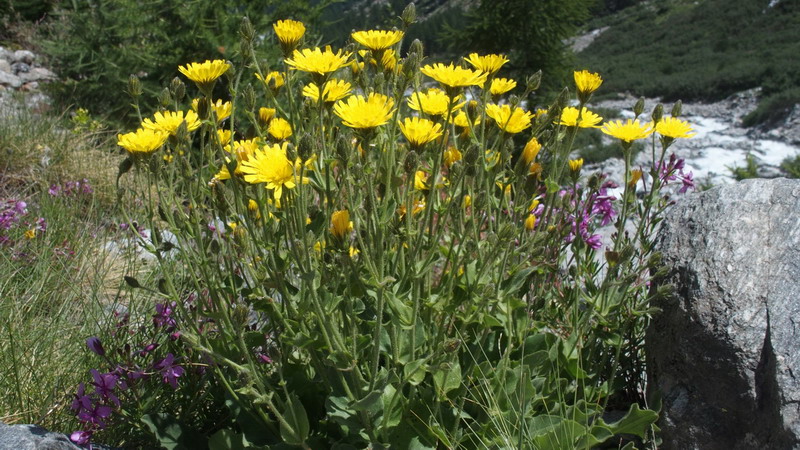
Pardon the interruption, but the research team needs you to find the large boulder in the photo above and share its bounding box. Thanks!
[649,178,800,449]
[0,422,82,449]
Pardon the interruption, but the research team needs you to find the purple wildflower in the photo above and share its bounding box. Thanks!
[90,369,120,407]
[70,430,93,446]
[153,302,177,330]
[86,337,105,356]
[679,171,695,193]
[153,353,185,389]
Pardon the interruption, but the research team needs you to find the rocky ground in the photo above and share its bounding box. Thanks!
[590,89,800,190]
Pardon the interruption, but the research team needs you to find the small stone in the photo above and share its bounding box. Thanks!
[12,49,35,64]
[0,71,22,89]
[0,59,10,74]
[19,67,56,83]
[11,62,31,75]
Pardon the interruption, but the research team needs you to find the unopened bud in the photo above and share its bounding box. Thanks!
[403,150,418,175]
[175,120,189,142]
[409,39,424,59]
[633,97,645,117]
[336,134,351,166]
[239,17,255,42]
[196,98,210,120]
[242,84,256,111]
[671,100,682,118]
[526,70,542,92]
[402,52,420,79]
[170,77,185,102]
[401,3,416,27]
[128,74,142,98]
[158,87,172,108]
[652,103,664,123]
[373,72,385,92]
[298,133,314,161]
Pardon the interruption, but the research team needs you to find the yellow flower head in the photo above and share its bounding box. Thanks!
[443,146,462,168]
[485,103,533,134]
[216,129,232,146]
[421,63,488,89]
[333,93,395,129]
[601,119,654,143]
[302,79,352,103]
[117,128,168,154]
[178,60,231,87]
[255,71,285,91]
[490,78,517,96]
[259,107,276,125]
[399,117,443,148]
[268,117,293,140]
[273,20,305,51]
[407,88,465,116]
[414,170,429,191]
[524,214,537,231]
[24,228,36,239]
[142,110,201,135]
[655,116,696,139]
[240,142,303,203]
[330,209,354,239]
[351,29,404,50]
[629,168,644,187]
[568,158,584,172]
[464,53,508,75]
[450,111,480,129]
[285,46,352,76]
[225,139,261,176]
[379,49,398,71]
[558,106,603,128]
[192,98,232,122]
[573,70,603,98]
[522,137,541,165]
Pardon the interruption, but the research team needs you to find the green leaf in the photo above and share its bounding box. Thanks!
[141,413,203,450]
[352,389,383,412]
[500,266,536,295]
[280,395,310,446]
[604,403,658,439]
[432,362,461,400]
[208,428,254,450]
[403,359,427,386]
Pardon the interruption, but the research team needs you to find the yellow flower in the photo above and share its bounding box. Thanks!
[178,60,231,87]
[259,107,276,125]
[117,128,168,154]
[557,106,603,128]
[568,158,584,172]
[330,209,354,239]
[407,88,465,116]
[464,53,508,75]
[421,63,488,89]
[24,228,36,239]
[397,199,425,218]
[333,93,395,129]
[601,119,654,143]
[629,168,643,187]
[379,49,398,71]
[524,214,536,231]
[255,71,285,91]
[443,146,462,168]
[399,117,443,148]
[490,78,517,96]
[351,29,404,50]
[268,118,293,140]
[240,142,304,203]
[529,162,543,178]
[462,195,471,208]
[216,129,232,146]
[285,46,351,76]
[192,98,231,122]
[302,79,352,103]
[485,103,533,134]
[521,137,541,165]
[450,111,479,129]
[414,170,428,191]
[655,117,696,139]
[273,19,305,52]
[573,70,603,99]
[142,110,201,135]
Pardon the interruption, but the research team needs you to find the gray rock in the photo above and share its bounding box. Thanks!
[0,47,12,61]
[649,178,800,449]
[12,62,31,75]
[13,49,36,64]
[0,59,11,74]
[0,71,22,89]
[0,422,82,449]
[19,68,56,83]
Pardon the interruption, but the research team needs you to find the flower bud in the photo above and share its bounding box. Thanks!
[239,16,255,42]
[242,84,256,112]
[402,52,420,79]
[402,3,417,27]
[128,74,142,99]
[409,39,424,60]
[158,87,172,108]
[403,150,418,175]
[196,97,210,120]
[373,72,385,92]
[652,103,664,123]
[86,337,105,356]
[526,70,542,92]
[297,133,314,162]
[671,100,682,118]
[335,134,351,166]
[170,77,185,102]
[634,97,645,118]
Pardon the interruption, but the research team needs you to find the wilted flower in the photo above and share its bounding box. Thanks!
[443,147,462,168]
[485,104,533,134]
[330,209,354,239]
[333,93,395,129]
[399,117,443,148]
[525,214,537,231]
[573,70,603,101]
[351,29,404,50]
